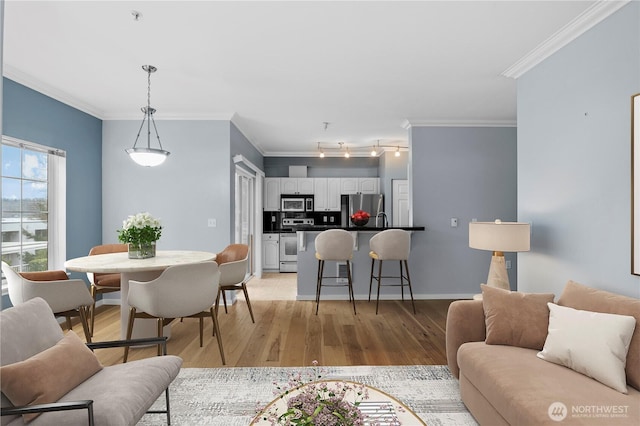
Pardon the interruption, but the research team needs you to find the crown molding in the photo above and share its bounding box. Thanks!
[102,112,236,120]
[4,64,106,119]
[502,0,630,79]
[402,119,517,129]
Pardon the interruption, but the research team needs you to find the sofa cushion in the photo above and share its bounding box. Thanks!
[20,355,183,426]
[558,280,640,391]
[458,342,640,425]
[481,284,554,350]
[0,332,103,421]
[537,303,636,393]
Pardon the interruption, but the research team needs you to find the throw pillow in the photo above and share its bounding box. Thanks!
[0,332,103,421]
[537,303,636,394]
[558,280,640,391]
[481,284,555,350]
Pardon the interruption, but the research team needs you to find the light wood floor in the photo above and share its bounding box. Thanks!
[73,274,455,368]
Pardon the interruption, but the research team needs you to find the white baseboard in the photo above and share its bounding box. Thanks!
[296,293,476,301]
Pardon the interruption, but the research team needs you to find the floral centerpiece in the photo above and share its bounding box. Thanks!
[117,212,162,259]
[350,210,370,227]
[255,361,370,425]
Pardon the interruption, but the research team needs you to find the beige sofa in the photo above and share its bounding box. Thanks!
[446,281,640,425]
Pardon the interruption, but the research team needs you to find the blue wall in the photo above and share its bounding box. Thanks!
[409,126,518,297]
[517,2,640,298]
[2,78,103,306]
[263,156,379,178]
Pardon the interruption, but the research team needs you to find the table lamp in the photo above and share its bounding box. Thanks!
[469,220,530,291]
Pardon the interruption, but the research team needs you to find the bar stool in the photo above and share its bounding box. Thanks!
[315,229,356,315]
[368,229,416,314]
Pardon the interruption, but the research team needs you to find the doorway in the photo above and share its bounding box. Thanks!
[392,179,410,226]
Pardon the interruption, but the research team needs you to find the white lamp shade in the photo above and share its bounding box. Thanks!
[126,148,170,167]
[469,221,530,252]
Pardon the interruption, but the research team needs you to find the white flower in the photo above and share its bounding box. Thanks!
[122,212,161,230]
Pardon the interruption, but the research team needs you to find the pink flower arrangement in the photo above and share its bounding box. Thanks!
[256,361,369,425]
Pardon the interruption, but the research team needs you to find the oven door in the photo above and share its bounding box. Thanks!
[279,233,298,262]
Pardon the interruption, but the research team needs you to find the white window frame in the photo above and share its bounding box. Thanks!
[1,136,66,294]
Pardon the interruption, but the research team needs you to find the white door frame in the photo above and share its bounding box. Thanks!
[233,155,264,278]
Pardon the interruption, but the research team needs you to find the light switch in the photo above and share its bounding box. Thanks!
[207,218,216,227]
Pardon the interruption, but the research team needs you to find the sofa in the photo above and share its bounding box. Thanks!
[0,297,183,425]
[446,280,640,425]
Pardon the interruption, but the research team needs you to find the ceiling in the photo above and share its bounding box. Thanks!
[2,1,626,156]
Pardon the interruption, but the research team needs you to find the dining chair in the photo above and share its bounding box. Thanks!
[86,243,128,336]
[1,261,94,342]
[214,243,254,323]
[124,261,225,364]
[368,229,416,314]
[314,229,356,315]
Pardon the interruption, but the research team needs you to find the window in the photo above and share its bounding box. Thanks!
[1,136,66,290]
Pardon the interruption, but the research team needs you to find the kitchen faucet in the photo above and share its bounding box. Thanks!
[375,212,388,228]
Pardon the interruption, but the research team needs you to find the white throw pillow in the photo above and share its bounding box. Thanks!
[537,303,636,393]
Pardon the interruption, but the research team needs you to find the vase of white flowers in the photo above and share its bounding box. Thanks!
[117,212,162,259]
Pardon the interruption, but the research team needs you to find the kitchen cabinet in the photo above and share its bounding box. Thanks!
[264,178,281,211]
[280,178,314,194]
[262,233,280,270]
[358,177,379,194]
[340,177,380,195]
[314,178,341,211]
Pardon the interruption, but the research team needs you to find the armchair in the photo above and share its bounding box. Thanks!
[2,261,93,342]
[0,297,182,425]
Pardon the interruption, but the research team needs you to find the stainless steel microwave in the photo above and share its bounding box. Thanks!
[281,196,313,212]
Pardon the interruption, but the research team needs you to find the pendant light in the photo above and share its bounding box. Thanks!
[126,65,170,167]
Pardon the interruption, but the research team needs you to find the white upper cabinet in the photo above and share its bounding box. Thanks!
[264,178,281,211]
[280,178,314,194]
[266,177,380,211]
[326,178,342,210]
[297,178,314,194]
[340,177,379,195]
[314,178,341,211]
[358,177,379,194]
[340,178,359,194]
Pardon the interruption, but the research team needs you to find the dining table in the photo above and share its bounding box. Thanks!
[64,250,217,339]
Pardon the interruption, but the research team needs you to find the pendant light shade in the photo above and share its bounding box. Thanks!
[126,65,170,167]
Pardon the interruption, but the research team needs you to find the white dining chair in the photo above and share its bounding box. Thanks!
[124,261,225,364]
[1,261,94,342]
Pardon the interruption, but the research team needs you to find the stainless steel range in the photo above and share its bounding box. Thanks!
[279,218,314,272]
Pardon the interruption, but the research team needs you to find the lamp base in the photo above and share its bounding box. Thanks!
[486,254,510,290]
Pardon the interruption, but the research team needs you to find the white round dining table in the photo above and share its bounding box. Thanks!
[64,250,216,339]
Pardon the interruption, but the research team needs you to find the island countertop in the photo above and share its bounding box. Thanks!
[293,226,426,301]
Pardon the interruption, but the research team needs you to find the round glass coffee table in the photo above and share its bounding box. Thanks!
[252,379,426,425]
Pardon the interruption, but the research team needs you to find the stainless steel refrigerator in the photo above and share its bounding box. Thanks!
[341,194,384,228]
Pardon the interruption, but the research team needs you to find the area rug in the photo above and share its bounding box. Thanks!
[139,365,477,425]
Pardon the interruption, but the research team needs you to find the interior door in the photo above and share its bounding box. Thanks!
[235,168,255,273]
[393,179,409,226]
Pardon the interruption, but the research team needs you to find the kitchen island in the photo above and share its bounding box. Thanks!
[294,226,425,301]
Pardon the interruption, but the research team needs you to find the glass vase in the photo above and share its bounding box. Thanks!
[128,241,156,259]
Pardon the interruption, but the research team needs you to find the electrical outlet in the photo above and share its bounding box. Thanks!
[323,216,328,223]
[506,260,512,269]
[207,218,216,227]
[330,216,335,223]
[450,217,458,228]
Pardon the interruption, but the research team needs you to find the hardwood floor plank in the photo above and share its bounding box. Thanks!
[81,299,456,368]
